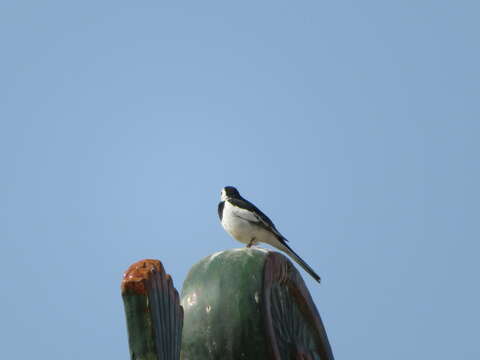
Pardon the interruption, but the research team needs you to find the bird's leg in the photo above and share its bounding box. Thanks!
[246,237,256,248]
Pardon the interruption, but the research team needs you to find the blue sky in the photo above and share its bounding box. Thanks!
[1,1,479,359]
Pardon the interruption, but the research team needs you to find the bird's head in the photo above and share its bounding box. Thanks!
[221,186,240,201]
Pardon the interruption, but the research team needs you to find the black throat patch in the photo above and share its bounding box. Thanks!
[217,201,225,221]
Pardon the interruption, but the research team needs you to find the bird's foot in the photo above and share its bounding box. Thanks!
[246,237,256,248]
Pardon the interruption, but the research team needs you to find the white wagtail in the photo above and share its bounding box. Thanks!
[218,186,321,283]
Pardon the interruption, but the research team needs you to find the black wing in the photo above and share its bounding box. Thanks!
[228,197,288,242]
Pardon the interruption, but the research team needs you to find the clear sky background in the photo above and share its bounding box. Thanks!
[1,1,479,359]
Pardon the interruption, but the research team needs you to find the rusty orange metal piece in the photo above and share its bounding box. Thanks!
[121,259,165,295]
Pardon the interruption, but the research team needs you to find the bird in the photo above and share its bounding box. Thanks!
[218,186,321,283]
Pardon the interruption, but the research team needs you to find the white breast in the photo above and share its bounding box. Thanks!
[221,201,278,246]
[221,201,257,244]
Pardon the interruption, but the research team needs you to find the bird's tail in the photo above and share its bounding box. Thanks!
[275,240,321,283]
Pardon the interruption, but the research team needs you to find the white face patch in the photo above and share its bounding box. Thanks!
[221,188,227,201]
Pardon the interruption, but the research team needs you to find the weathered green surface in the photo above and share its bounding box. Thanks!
[123,293,158,360]
[180,248,269,360]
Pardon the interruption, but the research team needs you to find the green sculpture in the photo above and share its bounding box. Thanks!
[181,248,333,360]
[121,249,334,360]
[122,259,183,360]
